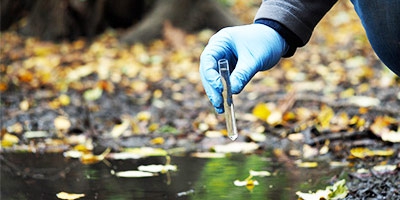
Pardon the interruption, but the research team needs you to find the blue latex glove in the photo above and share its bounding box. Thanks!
[199,24,288,114]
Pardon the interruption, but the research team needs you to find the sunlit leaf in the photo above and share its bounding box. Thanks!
[350,147,374,159]
[213,142,259,154]
[19,99,29,111]
[381,130,400,143]
[295,160,318,168]
[63,150,83,158]
[249,170,271,177]
[110,116,130,138]
[205,130,223,138]
[124,147,168,157]
[233,179,259,187]
[190,152,226,158]
[24,131,49,139]
[54,116,71,132]
[138,164,177,173]
[266,110,283,126]
[350,147,394,159]
[372,164,397,174]
[347,96,380,107]
[247,132,266,142]
[296,179,348,200]
[111,170,156,178]
[56,192,85,200]
[107,152,142,160]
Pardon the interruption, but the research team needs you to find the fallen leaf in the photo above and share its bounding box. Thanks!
[54,116,71,132]
[252,103,271,121]
[347,96,380,107]
[295,160,318,168]
[1,133,19,147]
[381,130,400,143]
[350,147,394,159]
[110,116,130,138]
[83,87,103,101]
[150,137,165,145]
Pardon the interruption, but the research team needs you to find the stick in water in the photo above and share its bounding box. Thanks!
[218,59,238,141]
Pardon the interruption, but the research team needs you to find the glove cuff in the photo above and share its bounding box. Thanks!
[255,18,302,57]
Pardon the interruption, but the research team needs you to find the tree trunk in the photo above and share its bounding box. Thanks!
[120,0,240,44]
[2,0,240,43]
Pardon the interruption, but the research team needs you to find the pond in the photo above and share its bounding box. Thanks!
[1,151,344,200]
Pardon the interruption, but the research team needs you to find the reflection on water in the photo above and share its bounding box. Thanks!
[1,152,342,200]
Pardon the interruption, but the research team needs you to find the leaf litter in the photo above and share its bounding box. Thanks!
[1,0,400,199]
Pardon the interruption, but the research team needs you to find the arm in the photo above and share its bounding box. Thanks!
[254,0,338,56]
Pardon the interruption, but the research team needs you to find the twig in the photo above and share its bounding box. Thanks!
[305,131,370,146]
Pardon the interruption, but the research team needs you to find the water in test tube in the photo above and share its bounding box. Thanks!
[218,59,238,141]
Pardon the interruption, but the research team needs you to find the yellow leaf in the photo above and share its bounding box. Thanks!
[58,94,70,106]
[136,111,151,121]
[1,133,20,147]
[349,147,394,159]
[252,103,271,121]
[317,105,334,129]
[80,148,110,165]
[340,88,355,98]
[56,192,85,200]
[350,147,374,159]
[296,161,318,168]
[148,123,159,132]
[150,137,165,145]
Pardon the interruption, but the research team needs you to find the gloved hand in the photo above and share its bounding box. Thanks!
[199,24,288,114]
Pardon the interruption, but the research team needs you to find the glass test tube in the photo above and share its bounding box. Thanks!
[218,59,238,141]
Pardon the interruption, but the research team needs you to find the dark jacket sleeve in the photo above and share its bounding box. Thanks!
[254,0,338,56]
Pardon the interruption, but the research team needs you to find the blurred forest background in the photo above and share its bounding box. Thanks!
[1,0,400,199]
